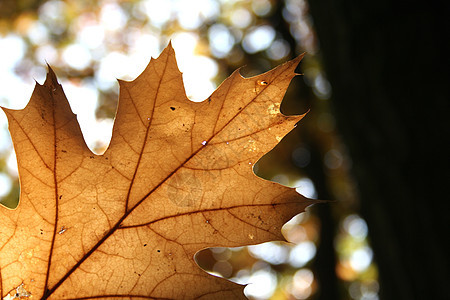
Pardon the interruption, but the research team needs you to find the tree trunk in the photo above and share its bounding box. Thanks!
[307,0,450,299]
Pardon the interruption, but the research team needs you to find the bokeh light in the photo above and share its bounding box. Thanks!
[244,266,278,299]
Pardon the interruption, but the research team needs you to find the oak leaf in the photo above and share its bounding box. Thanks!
[0,43,315,299]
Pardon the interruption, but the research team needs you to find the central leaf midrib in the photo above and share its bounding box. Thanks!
[123,57,167,212]
[43,76,61,298]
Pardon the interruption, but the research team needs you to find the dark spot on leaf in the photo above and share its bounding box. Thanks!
[170,107,176,111]
[61,150,67,153]
[144,244,147,247]
[157,249,161,252]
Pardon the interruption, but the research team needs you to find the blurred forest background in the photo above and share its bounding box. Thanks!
[0,0,448,299]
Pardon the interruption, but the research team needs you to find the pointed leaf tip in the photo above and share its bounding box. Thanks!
[294,52,306,74]
[44,64,59,88]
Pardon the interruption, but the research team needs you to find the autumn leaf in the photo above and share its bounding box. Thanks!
[0,43,315,299]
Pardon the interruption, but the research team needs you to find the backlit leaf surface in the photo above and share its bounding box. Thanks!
[0,44,314,299]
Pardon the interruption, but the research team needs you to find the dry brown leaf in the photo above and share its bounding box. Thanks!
[0,43,315,299]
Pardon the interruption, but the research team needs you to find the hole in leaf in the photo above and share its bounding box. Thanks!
[258,80,268,85]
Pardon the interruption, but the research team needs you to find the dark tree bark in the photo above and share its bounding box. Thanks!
[307,0,450,299]
[305,141,341,300]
